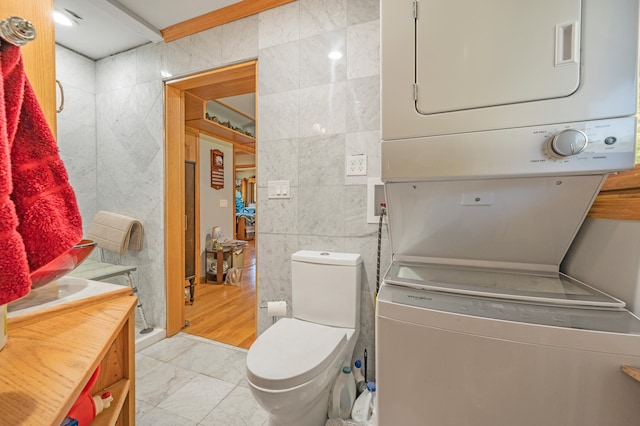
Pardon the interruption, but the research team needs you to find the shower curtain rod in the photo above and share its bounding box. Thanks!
[0,16,36,47]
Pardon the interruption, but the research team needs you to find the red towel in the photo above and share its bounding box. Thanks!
[0,41,83,305]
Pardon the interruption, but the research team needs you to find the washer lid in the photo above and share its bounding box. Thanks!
[246,318,348,390]
[385,175,604,273]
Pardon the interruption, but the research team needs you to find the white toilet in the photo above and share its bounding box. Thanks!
[246,250,362,426]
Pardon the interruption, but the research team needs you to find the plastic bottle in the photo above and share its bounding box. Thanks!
[351,381,375,424]
[353,359,366,395]
[328,366,357,419]
[367,383,377,426]
[92,391,114,416]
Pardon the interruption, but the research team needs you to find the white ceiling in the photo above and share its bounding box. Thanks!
[54,0,242,60]
[54,0,256,149]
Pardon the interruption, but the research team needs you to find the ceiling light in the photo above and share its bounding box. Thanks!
[328,51,343,60]
[53,10,74,27]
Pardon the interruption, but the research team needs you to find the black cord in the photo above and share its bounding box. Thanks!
[376,204,386,294]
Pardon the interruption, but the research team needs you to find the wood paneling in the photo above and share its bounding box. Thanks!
[184,128,198,162]
[161,0,296,43]
[588,164,640,221]
[172,61,256,99]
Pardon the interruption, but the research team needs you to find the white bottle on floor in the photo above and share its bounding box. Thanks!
[328,367,357,419]
[351,382,375,425]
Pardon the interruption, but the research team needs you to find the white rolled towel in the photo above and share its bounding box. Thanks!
[87,211,144,255]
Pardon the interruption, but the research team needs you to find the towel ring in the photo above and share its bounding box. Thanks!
[0,17,36,46]
[56,79,64,113]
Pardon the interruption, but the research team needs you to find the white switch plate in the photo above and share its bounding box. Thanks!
[220,199,228,208]
[346,154,367,176]
[268,180,290,199]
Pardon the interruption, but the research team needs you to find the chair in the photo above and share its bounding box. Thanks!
[68,211,153,334]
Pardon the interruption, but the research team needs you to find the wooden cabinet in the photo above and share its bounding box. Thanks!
[1,0,57,136]
[1,288,136,425]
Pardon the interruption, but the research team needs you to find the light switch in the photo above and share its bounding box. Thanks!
[220,199,228,207]
[268,180,290,199]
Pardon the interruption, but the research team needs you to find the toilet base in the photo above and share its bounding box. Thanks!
[266,386,330,426]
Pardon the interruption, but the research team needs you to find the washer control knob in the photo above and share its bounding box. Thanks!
[551,129,588,157]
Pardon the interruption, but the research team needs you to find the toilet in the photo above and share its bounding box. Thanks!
[246,250,362,426]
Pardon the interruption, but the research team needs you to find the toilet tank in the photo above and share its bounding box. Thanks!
[291,251,362,328]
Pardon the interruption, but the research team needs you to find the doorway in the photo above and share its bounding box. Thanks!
[164,61,258,344]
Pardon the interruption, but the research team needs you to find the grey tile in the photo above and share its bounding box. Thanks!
[137,406,199,426]
[136,353,166,379]
[136,362,199,406]
[157,374,235,423]
[135,399,155,420]
[199,386,269,426]
[140,334,201,362]
[170,340,248,385]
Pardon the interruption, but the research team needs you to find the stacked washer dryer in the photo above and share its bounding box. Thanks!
[377,0,640,425]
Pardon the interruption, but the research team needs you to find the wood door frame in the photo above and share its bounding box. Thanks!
[164,85,185,336]
[164,61,258,337]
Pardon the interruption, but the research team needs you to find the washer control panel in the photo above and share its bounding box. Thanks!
[382,116,637,180]
[537,117,635,163]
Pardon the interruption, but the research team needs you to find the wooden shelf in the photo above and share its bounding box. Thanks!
[184,89,256,154]
[588,165,640,221]
[622,365,640,383]
[93,378,131,426]
[186,117,255,146]
[0,294,136,425]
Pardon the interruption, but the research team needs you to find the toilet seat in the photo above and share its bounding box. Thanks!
[247,318,349,390]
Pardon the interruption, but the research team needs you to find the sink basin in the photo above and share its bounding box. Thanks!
[7,276,124,317]
[29,239,97,289]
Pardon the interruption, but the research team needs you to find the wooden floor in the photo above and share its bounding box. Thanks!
[183,239,256,349]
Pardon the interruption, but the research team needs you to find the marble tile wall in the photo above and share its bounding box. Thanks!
[58,0,388,376]
[55,45,97,235]
[256,0,386,376]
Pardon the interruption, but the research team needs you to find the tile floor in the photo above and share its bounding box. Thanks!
[135,333,269,425]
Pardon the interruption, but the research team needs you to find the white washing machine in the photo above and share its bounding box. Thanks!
[377,0,640,423]
[376,269,640,426]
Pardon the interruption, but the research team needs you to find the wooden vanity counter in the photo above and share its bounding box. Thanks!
[0,286,136,425]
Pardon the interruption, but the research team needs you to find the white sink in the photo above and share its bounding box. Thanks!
[7,276,124,318]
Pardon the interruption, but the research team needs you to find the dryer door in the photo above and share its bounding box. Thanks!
[416,0,581,115]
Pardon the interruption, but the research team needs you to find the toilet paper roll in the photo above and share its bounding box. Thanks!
[267,301,287,317]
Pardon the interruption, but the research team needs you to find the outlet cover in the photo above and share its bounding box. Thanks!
[346,154,367,176]
[367,177,388,224]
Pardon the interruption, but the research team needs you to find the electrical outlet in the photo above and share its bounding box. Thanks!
[346,155,367,176]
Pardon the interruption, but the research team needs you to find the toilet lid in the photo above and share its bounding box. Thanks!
[246,318,348,390]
